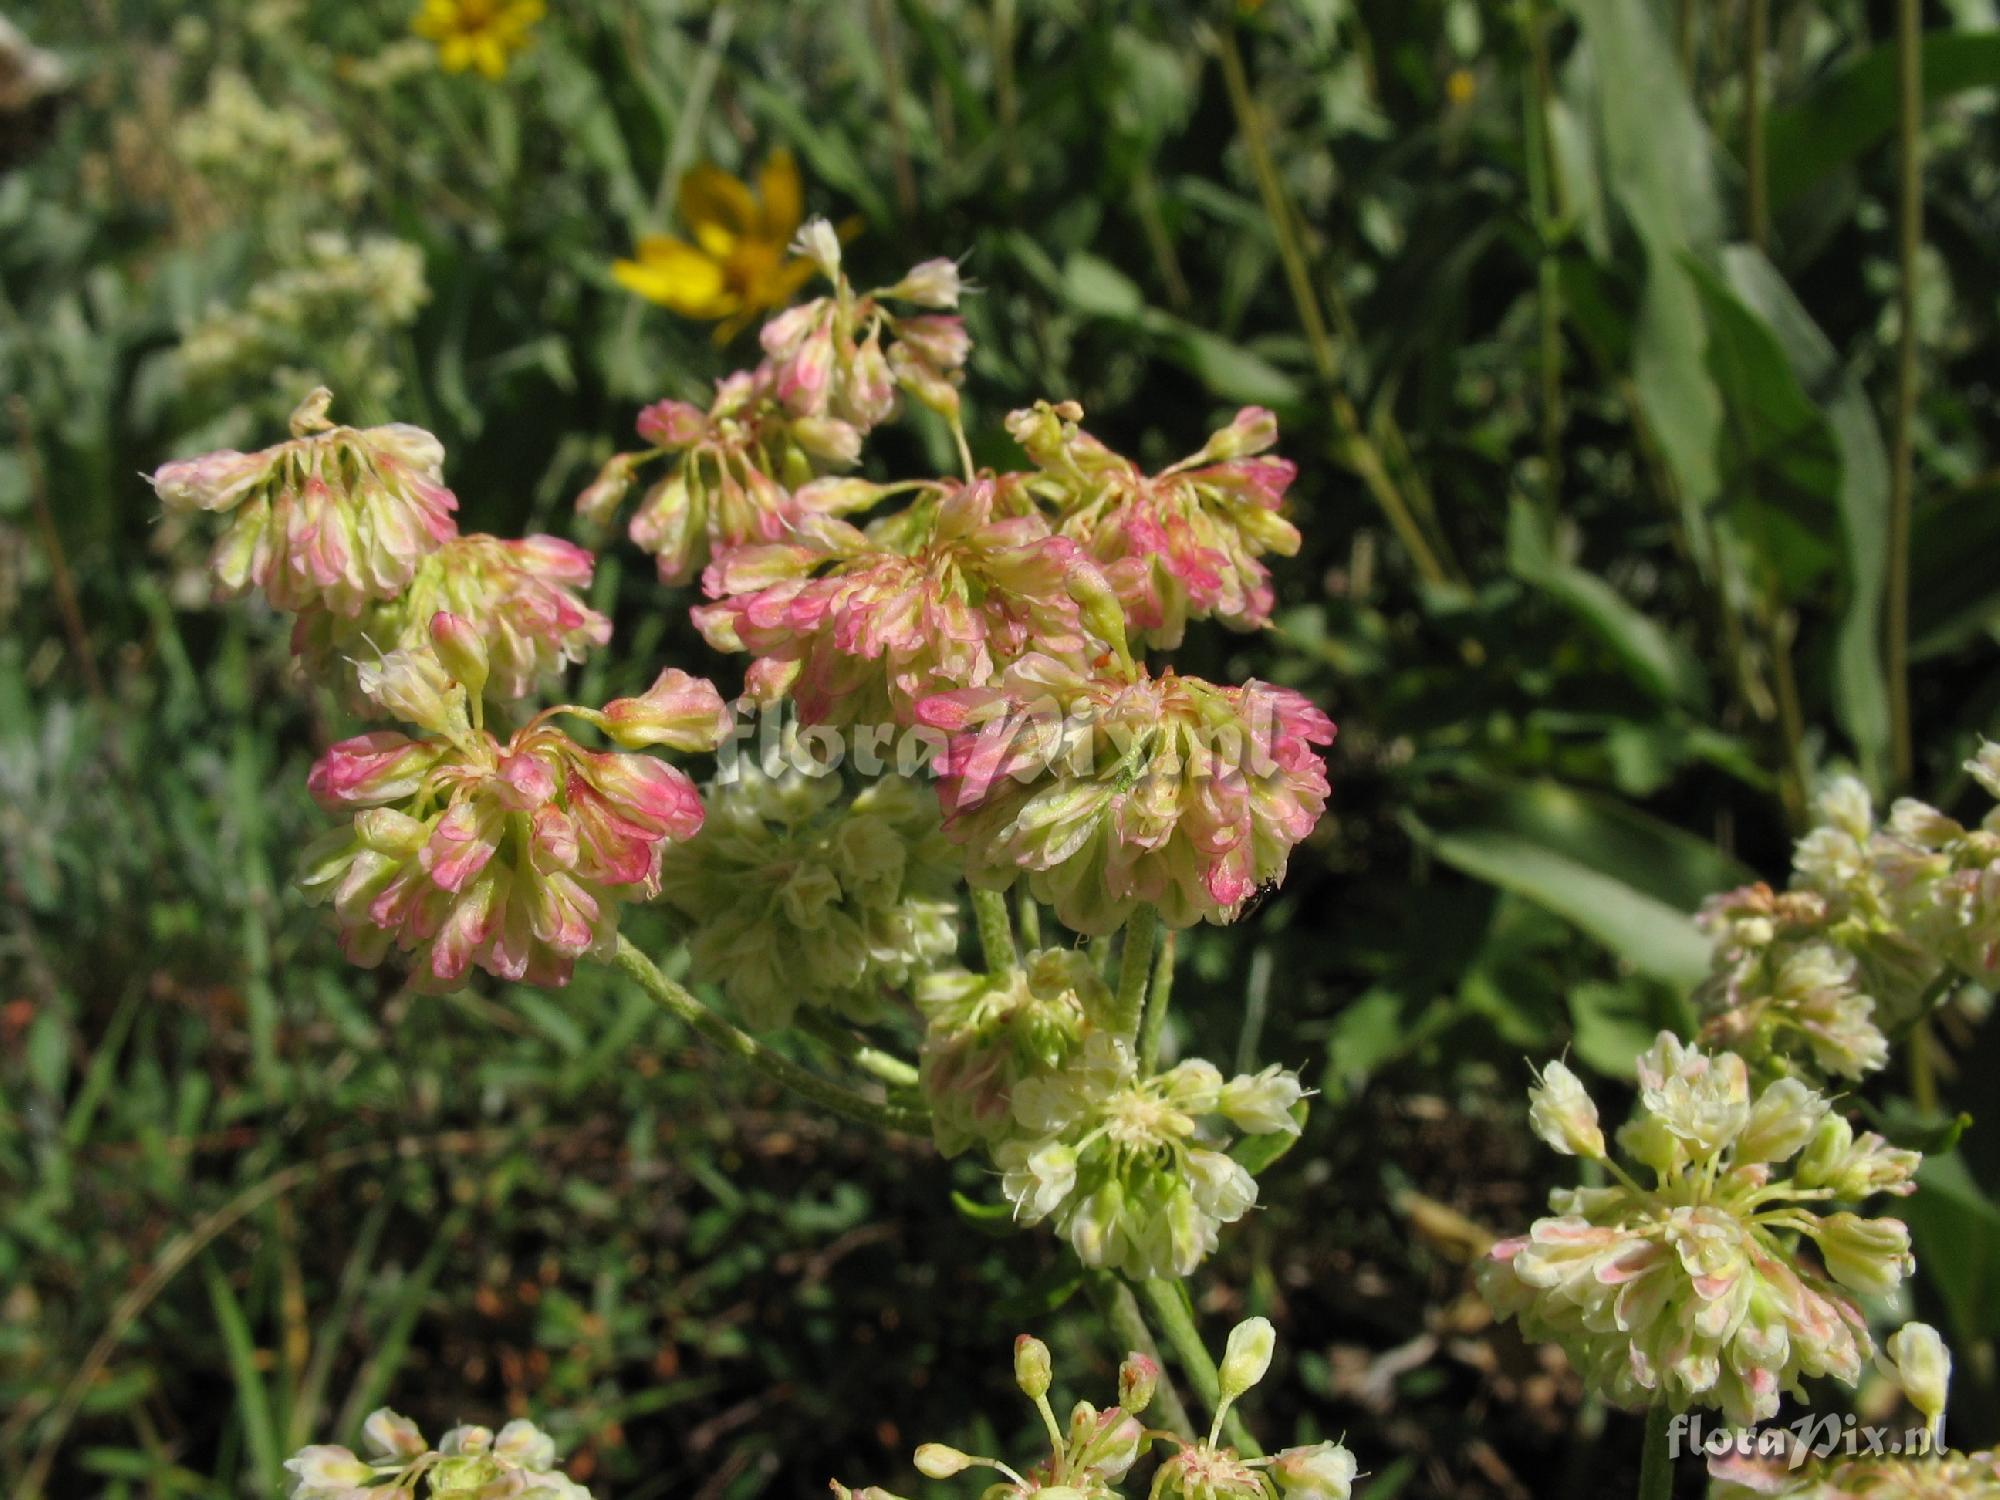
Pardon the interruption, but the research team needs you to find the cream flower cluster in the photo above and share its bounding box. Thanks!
[1482,1036,1920,1425]
[302,624,726,988]
[576,224,968,585]
[836,1322,1356,1500]
[1698,756,2000,1083]
[995,1033,1305,1280]
[654,763,959,1029]
[285,1408,588,1499]
[918,946,1108,1156]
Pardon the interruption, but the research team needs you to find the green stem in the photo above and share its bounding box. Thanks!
[1212,23,1460,590]
[1638,1404,1675,1500]
[971,888,1017,973]
[1138,1279,1260,1456]
[612,936,929,1134]
[793,1011,921,1089]
[1522,0,1565,507]
[1089,1274,1197,1442]
[1887,0,1923,786]
[1112,906,1160,1044]
[1139,928,1177,1074]
[1746,0,1770,251]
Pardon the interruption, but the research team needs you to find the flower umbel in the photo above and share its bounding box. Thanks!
[654,761,960,1029]
[919,654,1335,935]
[293,532,610,705]
[1009,401,1302,650]
[285,1407,589,1498]
[919,946,1110,1156]
[301,618,727,989]
[993,1033,1304,1280]
[1481,1033,1921,1425]
[151,387,458,617]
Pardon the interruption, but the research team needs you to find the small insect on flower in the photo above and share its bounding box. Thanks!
[613,150,821,343]
[411,0,545,80]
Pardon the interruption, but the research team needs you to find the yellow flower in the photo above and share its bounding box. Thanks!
[412,0,545,80]
[612,150,820,343]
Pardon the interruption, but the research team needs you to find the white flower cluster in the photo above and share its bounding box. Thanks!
[286,1409,589,1499]
[179,232,428,409]
[1698,751,2000,1082]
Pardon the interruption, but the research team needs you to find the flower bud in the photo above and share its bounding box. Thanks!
[1815,1211,1913,1298]
[1884,1322,1951,1432]
[1735,1077,1828,1166]
[1271,1442,1358,1500]
[1118,1353,1159,1414]
[596,668,731,751]
[793,218,842,279]
[635,398,708,449]
[913,1444,973,1479]
[1014,1334,1052,1401]
[429,611,489,700]
[1218,1317,1275,1403]
[885,258,963,308]
[439,1424,493,1456]
[362,1408,427,1460]
[282,1446,374,1489]
[576,452,640,526]
[1220,1065,1305,1136]
[1527,1060,1605,1160]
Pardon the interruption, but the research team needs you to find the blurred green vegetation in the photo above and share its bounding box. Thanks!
[6,1,2000,1497]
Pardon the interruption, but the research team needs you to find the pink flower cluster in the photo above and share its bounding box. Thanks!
[576,239,968,584]
[294,533,611,705]
[302,622,728,988]
[155,388,609,707]
[916,654,1335,934]
[1009,401,1302,648]
[152,387,459,618]
[694,478,1123,727]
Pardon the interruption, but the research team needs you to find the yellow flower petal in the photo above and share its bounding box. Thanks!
[613,237,736,317]
[756,148,803,240]
[678,165,759,243]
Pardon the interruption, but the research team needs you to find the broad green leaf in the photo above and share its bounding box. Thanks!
[1683,255,1843,598]
[1719,247,1893,783]
[1910,478,2000,661]
[1904,1151,2000,1343]
[1566,0,1725,527]
[1766,32,2000,211]
[1406,779,1754,987]
[1506,496,1708,709]
[1062,252,1146,319]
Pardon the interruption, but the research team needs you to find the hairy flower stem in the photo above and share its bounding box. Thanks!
[794,1011,921,1089]
[1139,1278,1260,1456]
[613,936,929,1134]
[1139,928,1177,1073]
[1089,1273,1198,1441]
[1112,906,1160,1044]
[1638,1404,1674,1500]
[971,887,1018,973]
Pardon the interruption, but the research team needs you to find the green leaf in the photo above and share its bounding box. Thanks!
[1566,0,1725,528]
[1910,478,2000,661]
[1406,779,1753,987]
[1718,246,1892,782]
[1683,254,1843,597]
[1904,1151,2000,1343]
[1766,32,2000,212]
[1061,252,1146,320]
[1506,496,1708,708]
